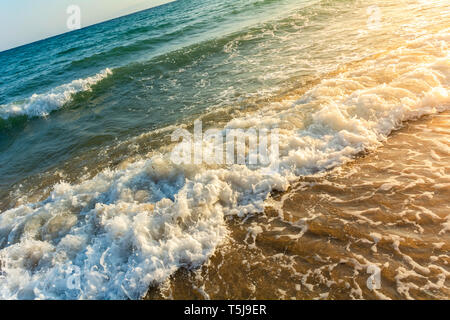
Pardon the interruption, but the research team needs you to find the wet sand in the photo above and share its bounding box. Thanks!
[146,111,450,300]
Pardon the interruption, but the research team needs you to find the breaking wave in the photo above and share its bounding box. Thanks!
[0,69,112,121]
[0,27,448,300]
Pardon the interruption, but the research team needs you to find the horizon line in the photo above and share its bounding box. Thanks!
[0,0,176,54]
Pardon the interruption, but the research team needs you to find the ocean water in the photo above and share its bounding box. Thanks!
[0,0,449,299]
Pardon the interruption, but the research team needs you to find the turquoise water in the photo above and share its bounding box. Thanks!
[0,0,319,199]
[0,0,448,299]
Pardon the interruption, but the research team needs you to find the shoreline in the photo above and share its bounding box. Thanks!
[145,111,450,300]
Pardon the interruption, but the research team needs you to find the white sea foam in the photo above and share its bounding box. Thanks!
[0,29,448,299]
[0,69,112,120]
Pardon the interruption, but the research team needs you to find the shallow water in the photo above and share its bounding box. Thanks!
[147,111,450,300]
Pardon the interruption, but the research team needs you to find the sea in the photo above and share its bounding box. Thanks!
[0,0,449,299]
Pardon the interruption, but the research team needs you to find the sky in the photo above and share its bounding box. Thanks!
[0,0,174,52]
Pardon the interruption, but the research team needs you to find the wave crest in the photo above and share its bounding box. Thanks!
[0,69,112,120]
